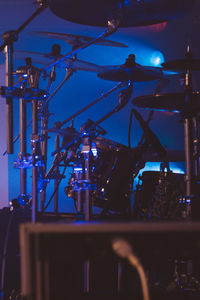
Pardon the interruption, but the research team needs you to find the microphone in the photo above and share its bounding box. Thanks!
[132,108,167,159]
[112,237,150,300]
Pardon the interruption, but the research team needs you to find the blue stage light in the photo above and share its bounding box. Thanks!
[150,51,165,67]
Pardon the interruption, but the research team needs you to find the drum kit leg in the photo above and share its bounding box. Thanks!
[0,0,200,298]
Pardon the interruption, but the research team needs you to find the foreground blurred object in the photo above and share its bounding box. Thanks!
[20,221,200,300]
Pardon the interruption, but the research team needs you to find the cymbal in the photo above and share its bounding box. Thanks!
[98,54,163,82]
[162,58,200,71]
[14,46,104,73]
[132,92,200,113]
[141,146,185,162]
[31,31,128,48]
[48,0,194,27]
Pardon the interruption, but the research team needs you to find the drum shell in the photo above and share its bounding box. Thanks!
[134,171,185,220]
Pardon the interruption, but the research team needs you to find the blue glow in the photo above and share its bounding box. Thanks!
[138,162,185,175]
[124,0,131,6]
[163,70,180,76]
[150,51,165,67]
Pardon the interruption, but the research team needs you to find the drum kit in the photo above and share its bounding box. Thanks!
[0,0,199,223]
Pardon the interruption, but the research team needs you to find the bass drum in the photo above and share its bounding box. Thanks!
[67,137,136,213]
[134,171,185,220]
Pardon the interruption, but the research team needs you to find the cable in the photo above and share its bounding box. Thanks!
[112,238,150,300]
[128,109,134,148]
[42,164,67,212]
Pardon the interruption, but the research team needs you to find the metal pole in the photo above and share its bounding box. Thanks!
[4,43,14,153]
[40,114,49,210]
[31,99,39,223]
[19,97,27,195]
[53,134,60,213]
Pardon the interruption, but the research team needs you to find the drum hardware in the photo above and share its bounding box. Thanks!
[165,258,200,293]
[0,86,48,101]
[162,57,200,71]
[134,168,185,220]
[51,83,125,144]
[132,108,167,160]
[40,16,120,72]
[30,31,128,49]
[48,0,195,27]
[97,54,164,82]
[0,0,48,154]
[14,47,105,73]
[65,82,134,218]
[132,92,200,113]
[133,45,200,219]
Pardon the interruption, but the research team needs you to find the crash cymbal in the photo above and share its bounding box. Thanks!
[14,45,104,73]
[31,31,128,48]
[141,146,185,162]
[132,92,200,113]
[162,58,200,71]
[98,54,163,82]
[49,0,194,27]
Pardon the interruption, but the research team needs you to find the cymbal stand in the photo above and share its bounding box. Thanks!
[40,69,74,211]
[40,67,57,210]
[95,81,133,127]
[13,60,37,205]
[182,47,195,219]
[58,82,124,129]
[0,0,48,154]
[18,71,28,200]
[28,64,42,223]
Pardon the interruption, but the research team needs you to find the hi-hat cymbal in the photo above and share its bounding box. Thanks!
[31,31,128,48]
[162,58,200,71]
[49,0,194,27]
[14,46,104,73]
[132,92,200,113]
[98,54,163,82]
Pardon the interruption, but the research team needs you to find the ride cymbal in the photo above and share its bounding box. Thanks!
[48,0,194,27]
[31,31,128,48]
[162,58,200,71]
[132,92,200,113]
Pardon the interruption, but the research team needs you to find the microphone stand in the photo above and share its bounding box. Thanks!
[0,0,48,154]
